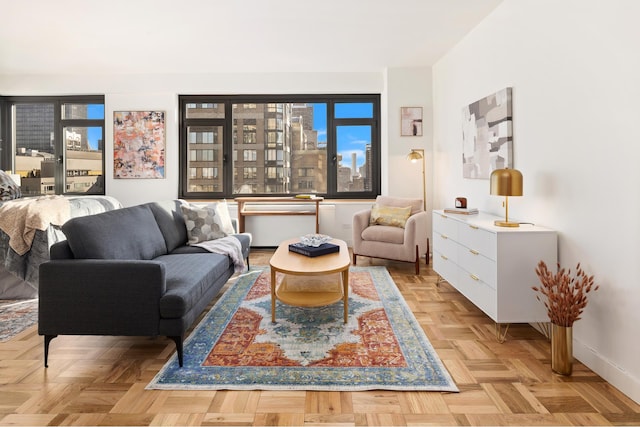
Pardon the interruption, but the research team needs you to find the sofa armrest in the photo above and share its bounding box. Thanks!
[38,259,166,336]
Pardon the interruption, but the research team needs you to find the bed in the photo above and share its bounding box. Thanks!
[0,195,122,299]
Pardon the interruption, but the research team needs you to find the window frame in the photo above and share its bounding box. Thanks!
[179,94,380,199]
[0,95,106,195]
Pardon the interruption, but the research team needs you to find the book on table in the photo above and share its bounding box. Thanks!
[443,207,479,215]
[288,242,340,257]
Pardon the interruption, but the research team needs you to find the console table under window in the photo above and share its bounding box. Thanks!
[235,197,324,234]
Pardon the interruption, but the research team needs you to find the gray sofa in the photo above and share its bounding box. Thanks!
[38,200,251,367]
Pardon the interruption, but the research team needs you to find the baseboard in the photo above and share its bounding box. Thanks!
[574,337,640,404]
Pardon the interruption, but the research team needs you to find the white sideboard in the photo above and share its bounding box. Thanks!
[432,210,557,325]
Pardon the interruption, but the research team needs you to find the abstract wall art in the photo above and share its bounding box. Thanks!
[401,107,423,136]
[461,87,513,179]
[113,111,165,179]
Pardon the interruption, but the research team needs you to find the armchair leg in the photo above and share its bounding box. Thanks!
[426,238,430,265]
[168,336,184,367]
[353,253,357,265]
[44,335,57,368]
[415,245,420,275]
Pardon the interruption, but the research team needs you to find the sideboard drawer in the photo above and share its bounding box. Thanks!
[458,270,497,320]
[433,231,459,264]
[433,212,458,241]
[433,249,459,285]
[458,248,496,289]
[458,223,497,261]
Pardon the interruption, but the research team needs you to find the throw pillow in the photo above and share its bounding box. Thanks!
[181,204,227,244]
[369,204,412,228]
[215,199,236,235]
[0,170,22,201]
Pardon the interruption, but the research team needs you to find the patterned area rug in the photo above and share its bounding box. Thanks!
[147,266,458,391]
[0,299,38,342]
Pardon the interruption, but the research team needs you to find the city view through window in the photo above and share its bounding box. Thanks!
[11,100,105,196]
[182,96,379,198]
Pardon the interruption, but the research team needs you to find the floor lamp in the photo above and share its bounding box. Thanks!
[406,148,426,211]
[407,148,429,264]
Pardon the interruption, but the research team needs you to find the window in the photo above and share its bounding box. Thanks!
[179,94,380,199]
[0,95,105,196]
[243,149,257,162]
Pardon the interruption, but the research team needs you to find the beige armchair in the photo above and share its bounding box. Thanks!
[352,196,429,274]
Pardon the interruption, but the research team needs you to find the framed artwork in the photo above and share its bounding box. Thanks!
[113,111,165,179]
[461,87,513,179]
[401,107,423,136]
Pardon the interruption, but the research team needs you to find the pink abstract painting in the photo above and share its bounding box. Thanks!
[113,111,165,179]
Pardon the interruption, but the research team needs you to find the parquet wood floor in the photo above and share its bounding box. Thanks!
[1,248,639,426]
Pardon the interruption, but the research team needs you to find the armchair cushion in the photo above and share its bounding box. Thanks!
[361,225,404,244]
[369,204,411,228]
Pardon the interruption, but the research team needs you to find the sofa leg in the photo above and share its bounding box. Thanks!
[44,335,57,368]
[168,336,184,367]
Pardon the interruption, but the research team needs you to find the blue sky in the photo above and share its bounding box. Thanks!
[86,104,104,150]
[311,103,372,169]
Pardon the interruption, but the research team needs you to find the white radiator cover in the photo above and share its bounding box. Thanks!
[242,204,336,247]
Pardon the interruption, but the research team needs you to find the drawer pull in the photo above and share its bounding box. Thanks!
[440,214,447,218]
[469,249,479,255]
[440,255,448,260]
[469,225,479,230]
[440,234,448,240]
[470,274,480,281]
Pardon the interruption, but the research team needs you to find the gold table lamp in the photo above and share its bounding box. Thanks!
[490,168,522,227]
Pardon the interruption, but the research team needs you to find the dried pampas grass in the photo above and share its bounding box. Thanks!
[532,261,599,327]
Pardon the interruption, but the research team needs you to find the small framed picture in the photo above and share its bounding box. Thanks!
[401,107,423,136]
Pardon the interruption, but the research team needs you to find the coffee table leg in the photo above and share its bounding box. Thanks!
[342,269,349,323]
[271,269,277,323]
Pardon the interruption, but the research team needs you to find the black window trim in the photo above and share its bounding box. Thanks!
[179,93,381,200]
[0,94,106,195]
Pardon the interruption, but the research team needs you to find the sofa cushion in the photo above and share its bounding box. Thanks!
[361,225,405,244]
[147,200,189,253]
[171,233,252,260]
[214,200,236,235]
[62,204,167,260]
[181,204,227,244]
[156,253,231,318]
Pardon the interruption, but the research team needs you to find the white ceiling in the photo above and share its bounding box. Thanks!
[0,0,503,75]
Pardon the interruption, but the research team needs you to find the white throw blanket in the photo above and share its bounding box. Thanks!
[0,195,71,255]
[192,235,248,274]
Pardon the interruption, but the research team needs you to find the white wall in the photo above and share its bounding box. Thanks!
[385,68,433,206]
[433,0,640,403]
[1,70,432,240]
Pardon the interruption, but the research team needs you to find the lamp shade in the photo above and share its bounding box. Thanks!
[490,168,523,197]
[406,149,423,162]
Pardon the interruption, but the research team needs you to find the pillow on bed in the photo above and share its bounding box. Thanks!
[180,204,227,244]
[0,170,21,201]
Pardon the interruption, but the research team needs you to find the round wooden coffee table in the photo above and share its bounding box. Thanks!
[269,237,350,323]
